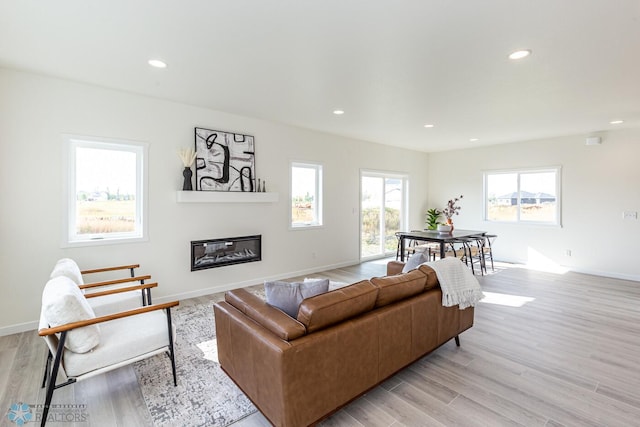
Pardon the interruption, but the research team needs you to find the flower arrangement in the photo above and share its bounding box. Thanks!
[442,195,463,220]
[178,147,196,167]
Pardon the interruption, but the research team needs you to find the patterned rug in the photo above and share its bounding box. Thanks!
[133,298,257,427]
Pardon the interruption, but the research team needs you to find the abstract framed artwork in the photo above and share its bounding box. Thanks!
[194,127,255,192]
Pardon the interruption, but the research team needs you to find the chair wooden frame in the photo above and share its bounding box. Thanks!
[38,283,179,427]
[78,263,154,306]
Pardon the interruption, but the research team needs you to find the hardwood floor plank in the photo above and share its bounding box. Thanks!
[319,409,364,427]
[408,357,548,427]
[363,386,444,427]
[335,394,395,427]
[447,394,524,427]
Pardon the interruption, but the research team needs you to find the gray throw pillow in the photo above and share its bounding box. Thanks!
[402,251,430,273]
[264,278,330,317]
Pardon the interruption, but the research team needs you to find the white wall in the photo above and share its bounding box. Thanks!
[427,130,640,280]
[0,68,430,334]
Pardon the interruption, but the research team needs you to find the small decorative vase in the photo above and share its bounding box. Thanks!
[182,167,193,191]
[446,218,454,232]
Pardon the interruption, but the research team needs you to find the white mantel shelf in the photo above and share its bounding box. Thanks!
[176,191,279,203]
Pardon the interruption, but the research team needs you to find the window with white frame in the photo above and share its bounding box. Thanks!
[290,162,323,228]
[64,135,148,246]
[484,167,561,225]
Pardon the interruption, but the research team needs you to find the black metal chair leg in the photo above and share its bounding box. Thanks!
[166,308,177,386]
[455,336,460,347]
[42,332,67,427]
[41,350,52,388]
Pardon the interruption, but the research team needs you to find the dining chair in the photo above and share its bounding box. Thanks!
[443,238,477,275]
[38,275,179,427]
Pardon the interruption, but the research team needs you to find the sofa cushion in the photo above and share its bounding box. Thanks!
[401,251,430,273]
[41,276,100,353]
[418,265,440,290]
[264,279,330,318]
[297,280,378,333]
[370,269,427,307]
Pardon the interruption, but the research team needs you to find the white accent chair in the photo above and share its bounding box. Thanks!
[38,275,178,427]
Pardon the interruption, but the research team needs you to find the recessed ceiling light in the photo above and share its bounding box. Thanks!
[148,59,167,68]
[508,50,531,60]
[610,120,624,124]
[469,138,479,142]
[333,110,344,115]
[424,124,435,128]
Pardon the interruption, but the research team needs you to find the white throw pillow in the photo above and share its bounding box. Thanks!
[264,279,330,317]
[402,251,430,273]
[50,258,84,285]
[42,276,100,353]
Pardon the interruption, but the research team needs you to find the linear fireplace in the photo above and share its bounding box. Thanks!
[191,235,262,271]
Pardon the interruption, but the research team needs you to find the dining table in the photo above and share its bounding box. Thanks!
[396,229,487,261]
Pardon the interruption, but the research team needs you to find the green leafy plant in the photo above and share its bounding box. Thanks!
[425,208,442,230]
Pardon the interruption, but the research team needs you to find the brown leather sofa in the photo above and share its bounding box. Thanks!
[213,261,474,426]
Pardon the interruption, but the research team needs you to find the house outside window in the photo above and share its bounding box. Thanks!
[63,135,148,246]
[484,166,561,225]
[290,162,323,228]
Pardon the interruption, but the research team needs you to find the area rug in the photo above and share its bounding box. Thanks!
[133,299,257,427]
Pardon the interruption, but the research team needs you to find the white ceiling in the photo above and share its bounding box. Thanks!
[1,0,639,152]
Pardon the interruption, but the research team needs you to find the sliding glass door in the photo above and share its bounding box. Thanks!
[360,171,408,260]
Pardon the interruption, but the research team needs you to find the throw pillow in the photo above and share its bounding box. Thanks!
[304,277,349,291]
[402,251,430,273]
[50,258,84,285]
[41,276,100,353]
[265,278,330,317]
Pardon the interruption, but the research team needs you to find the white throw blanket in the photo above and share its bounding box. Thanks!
[423,258,484,309]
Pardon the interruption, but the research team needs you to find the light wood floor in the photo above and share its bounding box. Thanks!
[2,259,640,426]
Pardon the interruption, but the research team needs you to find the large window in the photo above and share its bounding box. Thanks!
[290,162,323,228]
[360,171,408,259]
[484,167,561,225]
[64,135,148,246]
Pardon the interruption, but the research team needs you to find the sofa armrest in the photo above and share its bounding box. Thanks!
[225,288,306,341]
[387,260,405,276]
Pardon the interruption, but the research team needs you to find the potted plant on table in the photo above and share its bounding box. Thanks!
[439,195,463,232]
[425,208,441,230]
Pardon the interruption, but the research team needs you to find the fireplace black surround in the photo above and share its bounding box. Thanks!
[191,235,262,271]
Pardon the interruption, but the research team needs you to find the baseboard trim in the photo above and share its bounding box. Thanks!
[0,320,39,337]
[1,259,361,337]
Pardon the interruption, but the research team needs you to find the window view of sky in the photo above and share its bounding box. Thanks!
[76,147,136,195]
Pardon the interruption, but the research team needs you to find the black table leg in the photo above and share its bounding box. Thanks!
[400,237,406,261]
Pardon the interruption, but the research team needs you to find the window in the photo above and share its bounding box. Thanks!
[290,162,323,228]
[360,171,408,259]
[484,167,561,225]
[63,135,148,246]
